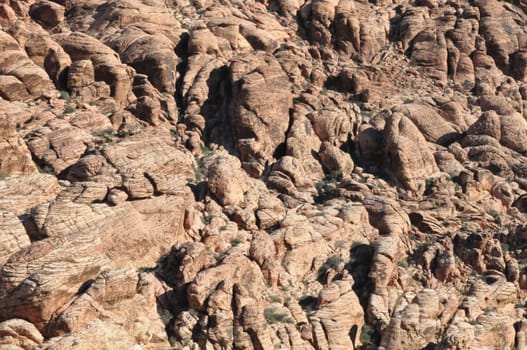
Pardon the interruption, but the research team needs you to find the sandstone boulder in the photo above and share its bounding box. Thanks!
[53,32,134,108]
[0,211,30,267]
[229,52,292,175]
[0,318,44,350]
[0,118,37,175]
[384,113,439,194]
[29,0,64,29]
[0,32,55,101]
[0,233,109,333]
[0,173,60,216]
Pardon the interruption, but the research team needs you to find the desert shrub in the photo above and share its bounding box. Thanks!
[264,308,293,324]
[360,324,378,345]
[318,255,343,277]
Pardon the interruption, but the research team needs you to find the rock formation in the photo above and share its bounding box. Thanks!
[1,0,527,348]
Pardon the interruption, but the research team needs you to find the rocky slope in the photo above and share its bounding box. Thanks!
[1,0,527,349]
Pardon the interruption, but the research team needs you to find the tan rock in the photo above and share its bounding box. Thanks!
[306,93,360,147]
[180,54,227,123]
[393,102,460,145]
[241,303,275,350]
[106,27,179,95]
[239,23,279,52]
[122,173,154,199]
[0,118,37,175]
[0,233,109,332]
[384,113,439,194]
[67,60,95,89]
[32,194,192,268]
[53,32,135,108]
[312,275,364,349]
[500,112,527,154]
[467,111,501,139]
[0,211,30,267]
[229,52,292,174]
[285,113,324,183]
[0,0,527,348]
[380,289,457,350]
[26,124,93,175]
[363,196,410,236]
[36,319,139,350]
[0,4,17,26]
[128,74,178,124]
[29,0,64,29]
[0,32,55,101]
[206,152,252,206]
[318,141,354,176]
[171,242,216,285]
[187,255,266,310]
[46,268,139,336]
[270,155,312,189]
[0,319,44,350]
[479,95,516,115]
[35,41,71,90]
[0,174,60,216]
[0,75,32,101]
[410,30,448,84]
[250,230,279,285]
[101,136,194,180]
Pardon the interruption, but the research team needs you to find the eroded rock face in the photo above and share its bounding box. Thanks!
[105,27,179,95]
[0,318,44,349]
[206,152,255,206]
[0,118,37,175]
[312,275,364,349]
[32,194,192,268]
[0,31,55,101]
[2,0,527,348]
[29,0,65,29]
[36,320,143,349]
[0,233,108,332]
[384,113,439,194]
[0,211,30,267]
[229,52,292,176]
[0,173,61,215]
[379,289,454,350]
[52,32,135,108]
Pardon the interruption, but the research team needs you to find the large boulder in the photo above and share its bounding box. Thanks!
[0,233,109,333]
[29,0,64,29]
[229,52,292,176]
[0,32,55,101]
[0,117,37,175]
[52,32,134,108]
[32,194,193,268]
[384,113,439,194]
[105,27,179,95]
[0,318,44,349]
[0,211,30,267]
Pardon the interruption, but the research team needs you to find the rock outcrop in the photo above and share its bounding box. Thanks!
[1,0,527,348]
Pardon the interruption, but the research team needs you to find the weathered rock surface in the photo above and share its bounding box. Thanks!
[384,113,439,193]
[52,32,135,108]
[0,211,30,267]
[0,118,37,175]
[0,31,55,101]
[29,0,65,29]
[0,318,44,349]
[312,275,364,349]
[32,194,192,268]
[1,0,527,348]
[229,52,292,175]
[0,233,108,332]
[0,173,60,215]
